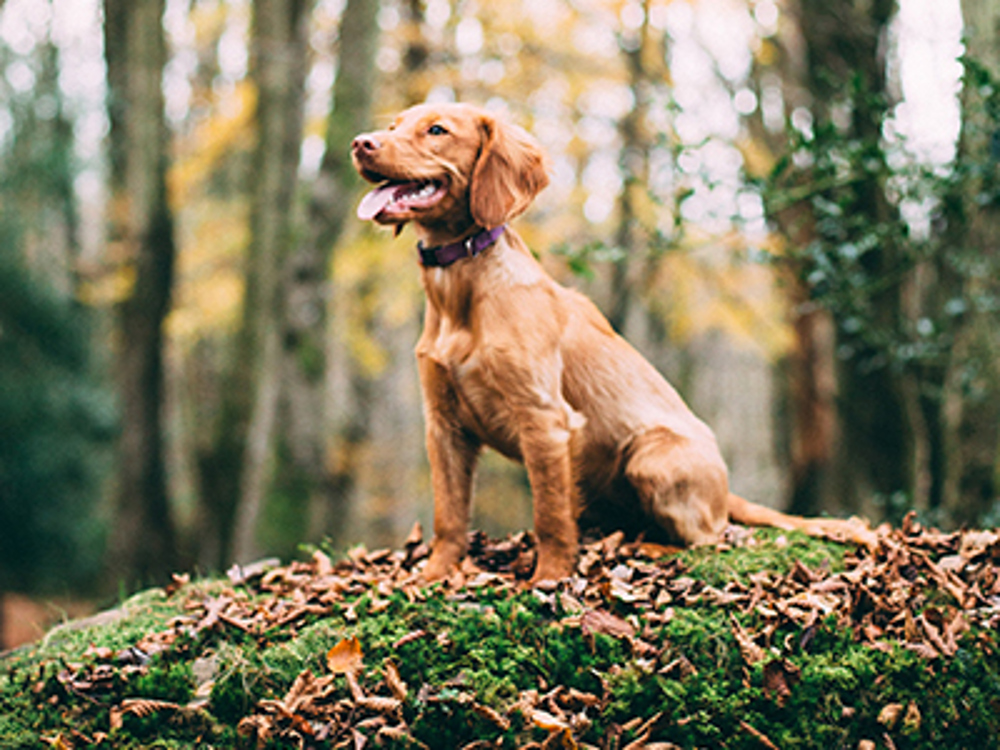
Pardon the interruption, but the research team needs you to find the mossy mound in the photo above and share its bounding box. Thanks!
[2,521,999,749]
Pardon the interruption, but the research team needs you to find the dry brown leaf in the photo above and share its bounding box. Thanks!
[541,726,579,750]
[560,688,602,710]
[730,616,766,666]
[763,659,801,707]
[384,659,408,701]
[357,695,402,714]
[39,735,73,750]
[109,698,181,731]
[621,732,651,750]
[345,669,366,701]
[327,635,364,674]
[903,702,922,732]
[393,629,429,648]
[281,669,336,715]
[532,709,570,731]
[313,549,335,577]
[878,702,905,729]
[237,714,272,741]
[580,609,634,639]
[739,720,780,750]
[471,702,511,731]
[404,521,424,548]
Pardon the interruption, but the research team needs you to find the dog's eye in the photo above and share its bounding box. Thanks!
[427,124,448,136]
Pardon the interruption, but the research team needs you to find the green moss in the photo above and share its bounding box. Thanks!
[3,537,1000,749]
[682,528,847,587]
[130,656,195,703]
[210,641,274,725]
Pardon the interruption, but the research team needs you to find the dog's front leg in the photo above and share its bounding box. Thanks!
[518,409,579,583]
[423,417,479,580]
[418,355,480,581]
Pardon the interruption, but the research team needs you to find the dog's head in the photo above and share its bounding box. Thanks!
[352,102,550,231]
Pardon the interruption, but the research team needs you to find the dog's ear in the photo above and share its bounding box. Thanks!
[469,114,550,228]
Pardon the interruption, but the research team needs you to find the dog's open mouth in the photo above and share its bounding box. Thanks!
[357,178,448,221]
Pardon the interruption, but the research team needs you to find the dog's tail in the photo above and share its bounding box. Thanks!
[727,493,878,548]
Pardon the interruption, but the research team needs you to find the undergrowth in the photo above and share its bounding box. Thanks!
[1,530,998,749]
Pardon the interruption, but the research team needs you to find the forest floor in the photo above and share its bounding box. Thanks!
[2,517,1000,749]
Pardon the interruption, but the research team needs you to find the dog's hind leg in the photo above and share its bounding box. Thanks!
[622,427,729,546]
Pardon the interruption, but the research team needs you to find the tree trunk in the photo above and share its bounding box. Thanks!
[793,0,907,517]
[103,0,179,585]
[281,0,381,549]
[227,0,312,564]
[608,0,654,334]
[743,5,841,515]
[941,0,1000,522]
[197,0,312,568]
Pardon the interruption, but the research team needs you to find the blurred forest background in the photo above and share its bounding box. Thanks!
[2,0,999,643]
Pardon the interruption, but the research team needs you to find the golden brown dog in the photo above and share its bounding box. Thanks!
[352,102,871,583]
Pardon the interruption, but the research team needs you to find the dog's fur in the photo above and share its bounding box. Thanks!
[352,102,872,582]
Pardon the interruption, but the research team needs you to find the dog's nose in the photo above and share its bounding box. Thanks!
[352,135,381,154]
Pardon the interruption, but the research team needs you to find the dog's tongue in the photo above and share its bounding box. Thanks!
[357,184,397,221]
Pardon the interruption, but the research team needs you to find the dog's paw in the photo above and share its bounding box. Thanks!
[530,554,574,586]
[422,545,461,582]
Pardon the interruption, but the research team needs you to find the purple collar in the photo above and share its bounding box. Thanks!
[418,225,506,268]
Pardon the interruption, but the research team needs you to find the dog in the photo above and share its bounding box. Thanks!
[352,102,872,583]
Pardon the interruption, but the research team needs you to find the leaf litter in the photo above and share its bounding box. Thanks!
[7,512,1000,748]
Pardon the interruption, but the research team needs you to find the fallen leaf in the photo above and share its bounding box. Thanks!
[357,695,402,714]
[739,720,780,750]
[580,609,634,639]
[731,616,766,666]
[878,702,904,729]
[393,629,429,648]
[763,658,801,706]
[109,698,182,731]
[312,549,334,577]
[384,659,408,701]
[541,726,578,749]
[903,702,921,732]
[226,558,281,585]
[327,635,364,674]
[39,735,72,750]
[472,702,511,731]
[531,709,570,731]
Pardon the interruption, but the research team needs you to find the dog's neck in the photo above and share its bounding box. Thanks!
[417,225,506,268]
[410,216,478,250]
[416,222,510,324]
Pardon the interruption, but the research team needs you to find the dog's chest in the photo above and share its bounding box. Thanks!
[418,323,522,458]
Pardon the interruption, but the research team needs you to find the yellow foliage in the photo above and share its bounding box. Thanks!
[737,136,779,181]
[77,260,136,307]
[189,0,228,48]
[756,36,779,67]
[168,81,257,210]
[333,229,423,378]
[649,230,793,359]
[167,200,249,343]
